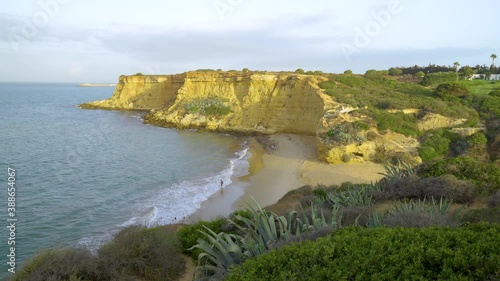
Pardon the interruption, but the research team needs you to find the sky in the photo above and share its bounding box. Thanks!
[0,0,499,83]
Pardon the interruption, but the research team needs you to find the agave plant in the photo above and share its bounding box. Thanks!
[326,185,374,207]
[379,160,416,181]
[298,204,340,230]
[189,227,248,273]
[191,199,342,280]
[231,201,314,251]
[390,197,452,214]
[367,212,384,228]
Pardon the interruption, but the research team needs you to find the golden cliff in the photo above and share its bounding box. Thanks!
[82,71,432,164]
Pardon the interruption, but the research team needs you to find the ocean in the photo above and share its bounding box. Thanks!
[0,83,249,279]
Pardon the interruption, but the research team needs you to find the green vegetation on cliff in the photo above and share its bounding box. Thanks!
[318,74,477,122]
[226,224,500,281]
[14,159,500,280]
[12,226,185,281]
[185,97,231,116]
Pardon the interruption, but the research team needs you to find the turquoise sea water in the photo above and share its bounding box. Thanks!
[0,83,249,279]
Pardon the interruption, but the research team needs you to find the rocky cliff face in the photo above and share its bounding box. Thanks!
[81,74,185,110]
[83,71,471,164]
[145,72,327,135]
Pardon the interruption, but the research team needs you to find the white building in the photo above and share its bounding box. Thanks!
[469,74,500,80]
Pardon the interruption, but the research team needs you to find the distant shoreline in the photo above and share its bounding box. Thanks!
[78,83,117,87]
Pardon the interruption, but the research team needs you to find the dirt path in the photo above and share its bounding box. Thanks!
[179,255,196,281]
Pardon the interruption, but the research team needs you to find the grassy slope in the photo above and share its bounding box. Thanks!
[465,80,500,95]
[318,74,480,137]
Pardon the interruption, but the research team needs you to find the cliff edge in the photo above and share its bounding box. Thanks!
[83,71,451,164]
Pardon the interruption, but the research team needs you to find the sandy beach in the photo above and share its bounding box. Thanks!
[189,134,385,222]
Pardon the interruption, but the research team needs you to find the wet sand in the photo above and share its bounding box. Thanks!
[188,134,385,222]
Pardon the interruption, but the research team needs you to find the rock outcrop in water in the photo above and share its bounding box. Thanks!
[82,71,469,164]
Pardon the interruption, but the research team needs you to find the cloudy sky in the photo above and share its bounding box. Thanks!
[1,0,499,83]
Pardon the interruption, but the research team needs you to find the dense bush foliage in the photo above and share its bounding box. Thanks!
[184,97,231,116]
[370,110,419,136]
[11,247,119,281]
[226,224,500,281]
[419,157,500,194]
[468,94,500,120]
[317,74,479,131]
[421,71,457,86]
[98,226,185,281]
[418,129,459,161]
[325,122,366,144]
[378,175,475,204]
[372,198,462,228]
[464,207,500,224]
[388,67,403,76]
[462,132,489,160]
[177,218,227,260]
[489,191,500,208]
[435,82,471,99]
[13,226,185,281]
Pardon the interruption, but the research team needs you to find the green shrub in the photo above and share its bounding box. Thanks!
[464,207,500,224]
[226,224,500,281]
[353,121,370,131]
[380,174,475,204]
[464,132,488,160]
[418,146,440,162]
[184,97,230,116]
[12,247,121,281]
[419,157,500,194]
[338,206,374,227]
[343,69,353,75]
[388,67,403,76]
[371,110,419,137]
[421,71,457,86]
[98,226,185,281]
[177,218,227,260]
[419,175,475,203]
[418,129,455,161]
[468,94,500,119]
[325,122,366,145]
[489,90,500,97]
[415,71,425,78]
[489,191,500,208]
[435,82,471,99]
[295,68,305,74]
[312,188,327,199]
[380,198,461,228]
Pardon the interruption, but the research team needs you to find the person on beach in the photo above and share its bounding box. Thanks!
[220,179,224,193]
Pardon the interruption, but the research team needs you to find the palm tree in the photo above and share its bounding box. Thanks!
[453,62,460,81]
[491,54,497,66]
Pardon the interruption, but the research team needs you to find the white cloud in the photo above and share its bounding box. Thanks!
[0,0,499,82]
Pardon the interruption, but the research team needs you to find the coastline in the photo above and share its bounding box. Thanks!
[188,134,385,222]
